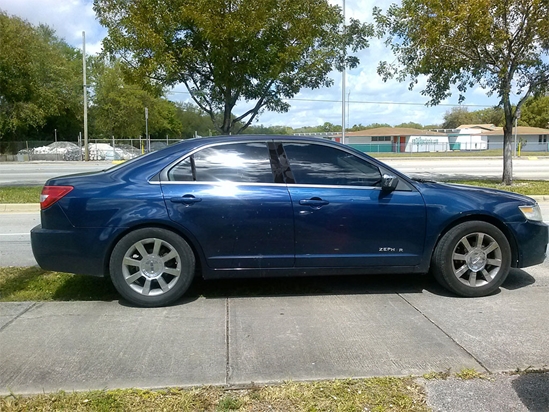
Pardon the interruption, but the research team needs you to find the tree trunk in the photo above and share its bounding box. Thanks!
[502,118,513,185]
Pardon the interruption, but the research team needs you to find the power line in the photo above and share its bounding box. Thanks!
[164,90,494,108]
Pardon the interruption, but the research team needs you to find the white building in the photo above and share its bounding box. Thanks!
[336,127,449,153]
[454,124,549,152]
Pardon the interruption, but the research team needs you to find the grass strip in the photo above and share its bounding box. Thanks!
[372,150,549,158]
[0,266,335,302]
[0,378,427,411]
[0,186,42,203]
[451,179,549,195]
[0,267,118,302]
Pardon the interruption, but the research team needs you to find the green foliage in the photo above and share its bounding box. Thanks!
[452,180,549,195]
[375,0,549,184]
[0,379,428,411]
[455,369,485,380]
[363,123,392,129]
[394,122,424,129]
[442,106,504,129]
[0,186,42,203]
[0,267,118,302]
[520,96,549,128]
[244,124,292,135]
[89,59,182,139]
[216,396,242,411]
[93,0,374,135]
[173,103,218,138]
[0,12,82,143]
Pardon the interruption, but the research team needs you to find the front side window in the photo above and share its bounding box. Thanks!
[282,143,381,187]
[168,142,274,183]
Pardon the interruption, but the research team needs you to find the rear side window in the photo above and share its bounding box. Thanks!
[282,143,381,187]
[168,142,274,183]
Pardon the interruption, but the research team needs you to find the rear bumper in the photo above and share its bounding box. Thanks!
[508,221,548,268]
[30,224,124,277]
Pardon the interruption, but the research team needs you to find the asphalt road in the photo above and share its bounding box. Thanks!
[387,156,549,180]
[1,156,549,186]
[0,161,109,186]
[0,211,39,267]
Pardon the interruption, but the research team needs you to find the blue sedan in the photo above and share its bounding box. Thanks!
[31,136,548,307]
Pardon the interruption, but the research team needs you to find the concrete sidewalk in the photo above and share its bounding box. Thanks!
[1,269,548,410]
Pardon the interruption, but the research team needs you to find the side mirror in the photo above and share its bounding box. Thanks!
[381,174,399,192]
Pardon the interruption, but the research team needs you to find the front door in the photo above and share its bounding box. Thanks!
[280,141,426,268]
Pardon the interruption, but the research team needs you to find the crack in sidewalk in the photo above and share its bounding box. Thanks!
[397,293,492,374]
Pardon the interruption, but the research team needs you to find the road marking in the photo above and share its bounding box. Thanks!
[0,233,30,236]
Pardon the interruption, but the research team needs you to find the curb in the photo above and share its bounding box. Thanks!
[0,203,40,213]
[530,195,549,201]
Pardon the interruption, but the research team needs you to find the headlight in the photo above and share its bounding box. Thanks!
[519,204,543,222]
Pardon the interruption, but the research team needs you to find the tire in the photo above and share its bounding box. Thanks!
[109,228,195,307]
[432,221,511,297]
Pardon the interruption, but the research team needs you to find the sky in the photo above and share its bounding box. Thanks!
[1,0,502,129]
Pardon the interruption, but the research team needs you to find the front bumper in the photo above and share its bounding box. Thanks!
[508,220,548,268]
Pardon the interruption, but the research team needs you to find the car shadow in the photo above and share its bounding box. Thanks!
[116,268,537,308]
[501,268,536,290]
[184,272,442,300]
[181,267,538,302]
[511,372,549,411]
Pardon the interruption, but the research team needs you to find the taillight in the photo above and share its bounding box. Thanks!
[40,186,74,210]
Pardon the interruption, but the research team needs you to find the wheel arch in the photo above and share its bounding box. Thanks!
[101,221,207,278]
[429,214,519,270]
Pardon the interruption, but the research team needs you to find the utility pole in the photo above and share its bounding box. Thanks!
[341,0,346,145]
[82,31,89,161]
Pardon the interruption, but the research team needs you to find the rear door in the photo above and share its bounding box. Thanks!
[161,141,294,269]
[280,141,427,268]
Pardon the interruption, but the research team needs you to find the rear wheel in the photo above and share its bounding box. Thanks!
[432,221,511,297]
[109,228,195,307]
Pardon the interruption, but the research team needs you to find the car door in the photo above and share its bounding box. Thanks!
[160,141,294,269]
[280,141,427,268]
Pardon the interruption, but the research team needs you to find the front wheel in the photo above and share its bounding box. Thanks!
[432,221,511,297]
[109,228,195,307]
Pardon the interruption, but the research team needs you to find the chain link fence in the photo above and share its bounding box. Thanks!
[1,136,548,161]
[0,137,183,161]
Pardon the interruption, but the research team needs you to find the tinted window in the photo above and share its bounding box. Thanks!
[282,143,381,186]
[168,142,274,183]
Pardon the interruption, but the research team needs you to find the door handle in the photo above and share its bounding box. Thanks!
[299,197,329,208]
[170,194,202,205]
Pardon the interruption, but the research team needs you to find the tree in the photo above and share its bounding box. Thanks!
[93,0,373,135]
[475,107,505,127]
[0,12,82,145]
[442,106,505,129]
[375,0,549,184]
[90,59,182,139]
[364,123,391,129]
[520,96,549,129]
[394,121,423,129]
[441,107,475,129]
[174,102,218,138]
[244,124,291,135]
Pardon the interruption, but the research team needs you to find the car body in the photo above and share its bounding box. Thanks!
[31,135,548,306]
